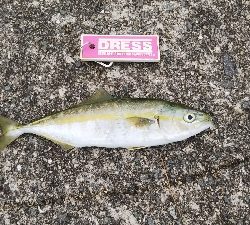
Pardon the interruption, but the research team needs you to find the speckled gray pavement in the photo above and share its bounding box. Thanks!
[0,0,249,224]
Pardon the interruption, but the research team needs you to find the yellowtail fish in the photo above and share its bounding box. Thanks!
[0,89,213,151]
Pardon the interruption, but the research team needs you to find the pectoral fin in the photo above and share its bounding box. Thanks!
[126,117,155,127]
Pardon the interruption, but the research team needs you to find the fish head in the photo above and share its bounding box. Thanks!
[159,105,214,142]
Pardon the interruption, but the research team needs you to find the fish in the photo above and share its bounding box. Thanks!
[0,89,213,151]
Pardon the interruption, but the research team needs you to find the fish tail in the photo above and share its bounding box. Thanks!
[0,115,21,151]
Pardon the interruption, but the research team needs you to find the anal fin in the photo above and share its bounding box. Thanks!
[42,135,75,151]
[58,142,75,151]
[128,146,146,151]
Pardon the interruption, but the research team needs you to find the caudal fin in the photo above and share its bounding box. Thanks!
[0,116,20,151]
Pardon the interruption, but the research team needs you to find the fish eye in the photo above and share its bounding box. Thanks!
[184,113,196,123]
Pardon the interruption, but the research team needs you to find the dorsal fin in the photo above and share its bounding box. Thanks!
[86,88,114,104]
[74,88,115,107]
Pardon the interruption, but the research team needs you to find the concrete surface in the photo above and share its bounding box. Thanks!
[0,0,249,224]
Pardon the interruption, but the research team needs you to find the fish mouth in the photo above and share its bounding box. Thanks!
[203,113,212,121]
[208,121,215,129]
[202,113,215,129]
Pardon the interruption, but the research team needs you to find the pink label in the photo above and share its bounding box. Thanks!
[80,34,160,62]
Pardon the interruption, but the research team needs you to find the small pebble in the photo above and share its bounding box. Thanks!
[75,60,81,67]
[17,164,22,171]
[4,85,10,91]
[223,53,237,77]
[241,101,250,110]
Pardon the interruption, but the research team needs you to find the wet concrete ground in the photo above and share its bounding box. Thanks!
[0,0,249,224]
